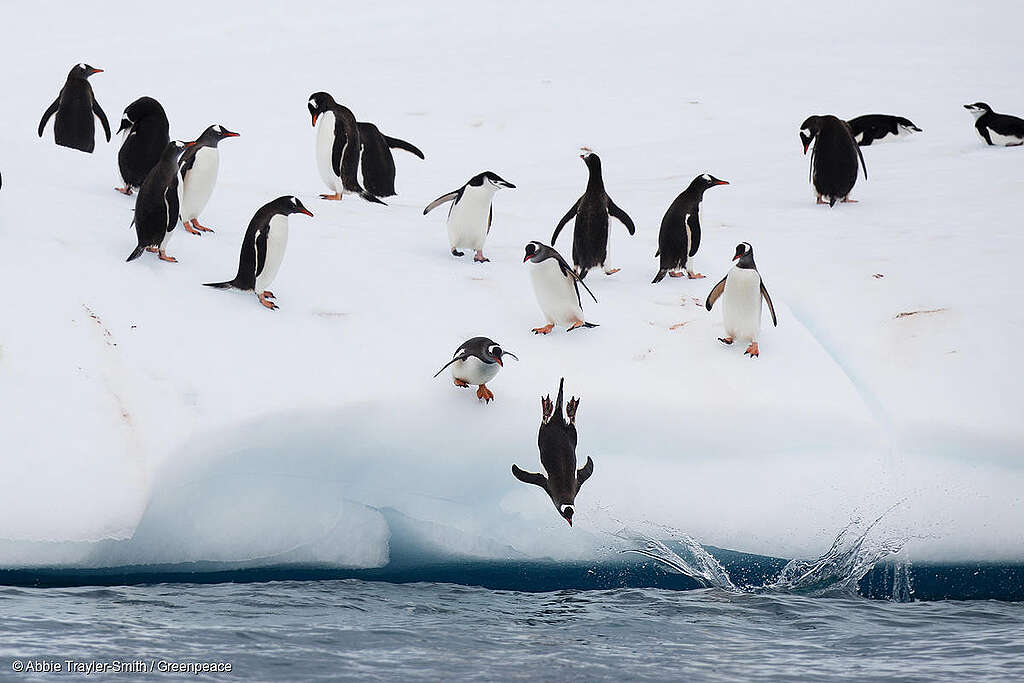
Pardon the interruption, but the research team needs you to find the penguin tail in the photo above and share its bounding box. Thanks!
[652,270,668,284]
[360,191,388,206]
[126,244,146,262]
[203,280,236,289]
[828,197,838,208]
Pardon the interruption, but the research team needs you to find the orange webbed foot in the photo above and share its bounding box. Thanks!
[688,272,706,279]
[258,292,279,310]
[476,384,495,403]
[532,324,555,335]
[158,251,178,263]
[453,378,470,387]
[669,271,686,278]
[718,337,734,345]
[115,186,133,196]
[184,221,202,236]
[319,193,342,201]
[193,220,214,233]
[745,342,760,357]
[145,247,159,253]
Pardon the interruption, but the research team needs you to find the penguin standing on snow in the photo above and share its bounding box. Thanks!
[705,242,778,358]
[963,103,1024,146]
[433,336,519,403]
[203,196,314,310]
[800,115,867,206]
[652,173,729,284]
[37,64,111,153]
[846,114,921,146]
[126,141,190,263]
[551,149,635,279]
[307,92,385,204]
[357,121,424,198]
[523,241,598,334]
[512,378,594,527]
[178,124,240,235]
[423,172,516,262]
[115,97,169,195]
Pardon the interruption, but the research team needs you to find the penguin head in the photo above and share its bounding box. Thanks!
[471,171,516,191]
[200,124,241,147]
[523,241,545,263]
[693,173,730,193]
[271,195,314,218]
[118,97,164,134]
[579,147,601,171]
[307,92,337,127]
[484,341,518,367]
[733,242,756,268]
[164,140,191,160]
[69,63,103,80]
[799,116,822,154]
[964,102,991,119]
[559,504,574,527]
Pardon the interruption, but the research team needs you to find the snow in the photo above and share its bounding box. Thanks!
[1,1,1023,569]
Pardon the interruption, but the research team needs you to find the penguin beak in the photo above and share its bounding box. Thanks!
[802,142,810,155]
[501,181,516,189]
[224,131,240,138]
[494,357,503,367]
[185,140,197,147]
[311,112,319,127]
[300,208,313,217]
[523,254,532,263]
[733,254,741,261]
[90,68,104,74]
[715,180,729,186]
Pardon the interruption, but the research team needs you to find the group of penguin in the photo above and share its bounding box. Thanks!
[33,62,1024,527]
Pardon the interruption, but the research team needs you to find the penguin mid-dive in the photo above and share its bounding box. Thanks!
[178,124,240,235]
[433,336,519,403]
[307,92,385,204]
[512,378,594,527]
[551,149,635,279]
[126,141,190,263]
[846,114,922,146]
[523,241,598,334]
[800,115,867,206]
[203,196,313,310]
[115,97,170,195]
[705,242,778,358]
[37,64,111,153]
[652,174,729,284]
[357,121,424,198]
[964,103,1024,146]
[423,172,516,262]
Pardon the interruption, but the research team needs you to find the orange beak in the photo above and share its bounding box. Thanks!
[300,209,313,217]
[311,113,319,127]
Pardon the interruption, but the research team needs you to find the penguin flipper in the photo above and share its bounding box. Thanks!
[760,282,778,327]
[432,354,468,378]
[38,98,59,137]
[383,135,424,159]
[856,142,868,180]
[93,100,111,142]
[423,191,458,215]
[512,465,548,490]
[686,212,701,257]
[607,198,636,235]
[576,456,594,490]
[551,200,580,245]
[705,275,727,311]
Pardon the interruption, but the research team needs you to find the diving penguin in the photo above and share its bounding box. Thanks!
[846,114,922,146]
[963,103,1024,146]
[423,172,516,262]
[357,121,424,198]
[307,92,385,204]
[800,115,867,206]
[523,241,598,334]
[705,242,778,358]
[433,336,519,403]
[126,140,190,263]
[652,173,729,284]
[178,124,240,235]
[37,64,111,153]
[512,378,594,527]
[115,96,169,195]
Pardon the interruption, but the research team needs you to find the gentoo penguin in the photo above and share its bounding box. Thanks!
[357,121,424,198]
[126,141,190,263]
[800,115,867,206]
[963,103,1024,146]
[115,97,169,195]
[423,172,516,262]
[307,92,385,204]
[652,174,729,284]
[178,124,240,235]
[705,242,778,358]
[203,196,314,310]
[523,241,598,334]
[846,114,922,146]
[550,149,635,279]
[433,336,519,403]
[37,64,111,153]
[512,378,594,527]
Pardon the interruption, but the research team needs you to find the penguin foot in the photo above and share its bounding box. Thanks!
[604,268,621,275]
[567,321,586,331]
[319,193,342,200]
[192,220,215,233]
[258,292,279,310]
[532,324,555,335]
[114,186,133,196]
[718,337,734,345]
[453,378,470,388]
[840,197,858,203]
[816,196,827,205]
[262,290,276,300]
[669,271,686,278]
[451,249,465,257]
[473,251,490,263]
[157,251,178,263]
[184,221,203,236]
[745,342,760,357]
[687,272,706,279]
[476,384,495,403]
[145,247,159,253]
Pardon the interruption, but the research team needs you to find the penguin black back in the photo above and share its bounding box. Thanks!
[800,115,866,206]
[38,64,110,153]
[308,92,386,205]
[846,114,921,146]
[653,174,728,283]
[117,97,170,193]
[357,121,424,198]
[126,141,188,262]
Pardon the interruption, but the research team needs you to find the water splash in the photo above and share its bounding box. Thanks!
[616,527,737,591]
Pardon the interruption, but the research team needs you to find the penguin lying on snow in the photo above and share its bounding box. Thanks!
[523,241,598,334]
[116,97,169,195]
[357,121,424,198]
[846,114,921,146]
[178,124,240,235]
[204,196,313,310]
[800,115,867,206]
[307,92,385,204]
[126,141,190,264]
[652,174,729,284]
[705,242,777,358]
[512,378,594,527]
[433,337,518,403]
[38,64,111,153]
[424,172,515,262]
[964,103,1024,147]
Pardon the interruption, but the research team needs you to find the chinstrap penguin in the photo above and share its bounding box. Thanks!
[178,124,240,235]
[115,97,169,195]
[705,242,778,358]
[963,103,1024,146]
[652,174,729,284]
[523,241,598,334]
[846,114,922,146]
[423,172,516,262]
[357,121,424,198]
[126,140,190,263]
[307,92,385,204]
[800,115,867,206]
[38,64,111,153]
[433,337,519,403]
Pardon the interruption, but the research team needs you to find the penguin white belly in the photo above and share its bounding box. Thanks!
[180,148,219,221]
[722,267,763,343]
[447,189,494,250]
[315,111,340,192]
[255,215,289,293]
[987,128,1023,146]
[451,356,499,385]
[530,259,584,326]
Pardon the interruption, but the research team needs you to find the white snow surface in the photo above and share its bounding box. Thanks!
[1,1,1022,567]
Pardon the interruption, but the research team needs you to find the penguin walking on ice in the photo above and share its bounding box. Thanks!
[433,337,519,403]
[800,115,867,206]
[203,196,314,310]
[652,173,729,284]
[423,172,516,262]
[37,64,111,153]
[705,242,778,358]
[512,378,594,527]
[307,92,385,204]
[115,97,169,195]
[178,124,240,235]
[126,140,190,264]
[523,241,598,334]
[357,121,424,198]
[963,103,1024,146]
[551,149,635,279]
[846,114,922,146]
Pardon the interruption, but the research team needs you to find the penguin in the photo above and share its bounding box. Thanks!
[203,196,314,310]
[432,336,519,403]
[846,114,922,146]
[800,115,867,206]
[705,242,778,358]
[115,97,170,195]
[178,124,240,235]
[423,172,516,262]
[357,121,424,198]
[523,241,598,334]
[652,174,729,284]
[512,378,594,527]
[126,141,190,264]
[37,64,110,153]
[550,148,635,279]
[307,92,385,204]
[963,103,1024,147]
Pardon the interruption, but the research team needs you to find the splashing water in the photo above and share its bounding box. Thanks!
[616,527,737,591]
